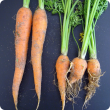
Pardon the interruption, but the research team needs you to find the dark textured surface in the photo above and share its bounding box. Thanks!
[0,0,110,110]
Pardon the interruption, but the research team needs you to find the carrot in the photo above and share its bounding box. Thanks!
[66,57,87,101]
[56,55,70,110]
[87,59,100,77]
[69,57,87,84]
[82,0,108,108]
[67,0,103,101]
[31,0,47,109]
[83,59,101,107]
[12,0,32,110]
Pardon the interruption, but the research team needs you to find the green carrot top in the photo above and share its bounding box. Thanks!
[23,0,30,8]
[80,0,108,59]
[45,0,83,56]
[39,0,44,9]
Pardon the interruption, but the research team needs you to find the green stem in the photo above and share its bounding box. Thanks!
[83,0,90,43]
[61,0,71,55]
[66,26,71,55]
[89,29,97,59]
[90,26,94,49]
[80,0,91,59]
[61,0,79,55]
[23,0,30,8]
[72,28,80,52]
[80,0,100,59]
[39,0,44,9]
[61,0,65,12]
[58,12,63,40]
[89,22,97,59]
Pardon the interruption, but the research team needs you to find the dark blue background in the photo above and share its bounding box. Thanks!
[0,0,110,110]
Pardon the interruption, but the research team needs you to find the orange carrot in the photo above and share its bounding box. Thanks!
[87,59,100,77]
[69,57,87,84]
[66,57,87,100]
[56,55,70,110]
[31,7,47,109]
[12,2,32,110]
[83,59,101,106]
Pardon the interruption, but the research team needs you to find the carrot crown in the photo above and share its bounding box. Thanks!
[23,0,30,8]
[39,0,44,9]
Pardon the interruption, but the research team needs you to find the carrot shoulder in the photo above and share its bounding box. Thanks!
[12,7,32,109]
[31,8,47,109]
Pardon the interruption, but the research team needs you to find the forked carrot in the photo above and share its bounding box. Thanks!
[12,0,32,110]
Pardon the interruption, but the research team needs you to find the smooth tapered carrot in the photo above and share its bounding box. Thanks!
[31,0,47,109]
[56,55,70,110]
[12,1,32,110]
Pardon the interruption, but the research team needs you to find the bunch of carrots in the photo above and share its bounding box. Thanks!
[45,0,108,110]
[11,0,108,110]
[12,0,47,110]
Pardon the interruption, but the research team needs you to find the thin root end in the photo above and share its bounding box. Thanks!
[62,101,65,110]
[36,99,40,110]
[15,105,18,110]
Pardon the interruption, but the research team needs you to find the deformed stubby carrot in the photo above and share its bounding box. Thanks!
[56,55,70,110]
[69,57,87,84]
[83,59,101,107]
[66,57,87,100]
[31,8,47,109]
[12,5,32,110]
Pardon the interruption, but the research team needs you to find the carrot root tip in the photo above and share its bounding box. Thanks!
[36,99,40,110]
[15,105,18,110]
[62,100,65,110]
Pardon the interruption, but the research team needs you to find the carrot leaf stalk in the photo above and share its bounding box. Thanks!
[39,0,44,9]
[80,0,100,59]
[23,0,30,8]
[61,0,79,56]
